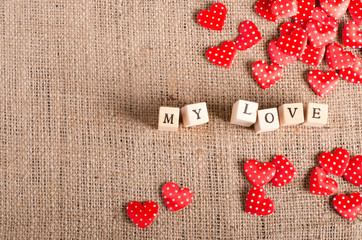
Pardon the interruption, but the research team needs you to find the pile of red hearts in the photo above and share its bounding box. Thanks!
[126,182,194,229]
[309,148,362,221]
[244,155,298,216]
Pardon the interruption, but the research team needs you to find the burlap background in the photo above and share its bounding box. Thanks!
[0,0,361,239]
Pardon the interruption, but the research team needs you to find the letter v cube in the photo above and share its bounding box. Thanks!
[158,107,180,131]
[278,103,304,126]
[181,102,209,127]
[230,100,259,127]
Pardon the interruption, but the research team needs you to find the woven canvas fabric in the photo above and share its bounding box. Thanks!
[0,0,361,239]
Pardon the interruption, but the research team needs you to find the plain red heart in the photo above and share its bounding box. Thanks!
[310,7,338,30]
[333,192,362,221]
[339,55,362,84]
[343,20,362,49]
[319,148,350,177]
[245,186,275,216]
[269,39,297,66]
[271,0,298,18]
[306,19,337,48]
[277,28,308,57]
[307,70,339,97]
[244,159,276,186]
[197,3,227,31]
[349,0,362,25]
[326,43,359,70]
[235,20,262,51]
[298,44,325,67]
[343,155,362,187]
[252,61,284,89]
[271,155,297,187]
[162,182,194,212]
[320,0,350,20]
[292,0,315,21]
[126,201,159,229]
[255,0,280,23]
[206,41,237,68]
[310,167,338,196]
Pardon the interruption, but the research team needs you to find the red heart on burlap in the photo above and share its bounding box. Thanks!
[339,55,362,84]
[299,44,325,67]
[343,20,362,49]
[206,41,237,68]
[319,148,350,177]
[326,43,359,70]
[292,0,315,21]
[320,0,350,20]
[349,0,362,25]
[271,155,297,187]
[246,186,275,216]
[333,192,362,221]
[269,39,297,66]
[244,159,276,186]
[162,182,194,212]
[197,3,227,31]
[277,28,308,57]
[310,7,338,30]
[252,60,284,89]
[127,201,159,229]
[307,70,339,97]
[306,19,337,48]
[271,0,298,18]
[235,20,262,51]
[255,0,280,23]
[343,155,362,187]
[310,167,338,196]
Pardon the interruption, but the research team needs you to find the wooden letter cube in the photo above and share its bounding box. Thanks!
[230,100,259,127]
[158,107,180,131]
[278,103,304,126]
[303,103,328,127]
[181,102,209,127]
[254,108,280,133]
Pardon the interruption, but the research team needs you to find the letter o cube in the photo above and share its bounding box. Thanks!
[254,108,280,133]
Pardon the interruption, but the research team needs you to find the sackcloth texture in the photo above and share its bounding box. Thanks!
[0,0,361,239]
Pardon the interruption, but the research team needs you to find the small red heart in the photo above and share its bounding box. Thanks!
[343,155,362,187]
[320,0,350,20]
[206,41,237,68]
[271,0,298,18]
[235,20,262,51]
[280,21,305,35]
[162,182,194,212]
[349,0,362,25]
[292,0,316,21]
[245,186,275,216]
[269,39,297,66]
[277,28,308,57]
[307,70,339,97]
[326,43,359,70]
[319,148,350,177]
[252,60,284,89]
[310,167,338,196]
[271,155,297,187]
[310,7,338,30]
[197,3,227,31]
[343,20,362,49]
[339,55,362,84]
[127,201,158,229]
[333,192,362,221]
[298,44,326,67]
[306,19,337,48]
[244,159,276,186]
[255,0,280,23]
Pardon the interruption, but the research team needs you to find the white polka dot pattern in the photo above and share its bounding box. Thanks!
[244,159,276,186]
[318,148,350,177]
[343,155,362,187]
[326,43,359,70]
[255,0,280,22]
[292,0,315,21]
[271,0,298,18]
[349,0,362,25]
[280,21,303,35]
[306,19,337,48]
[269,39,297,66]
[320,0,351,20]
[206,41,237,68]
[277,28,308,57]
[299,44,326,67]
[252,60,284,89]
[307,69,339,97]
[310,7,338,30]
[235,20,262,51]
[197,3,227,31]
[310,167,338,196]
[245,186,275,216]
[339,55,362,84]
[333,192,362,221]
[126,201,159,229]
[162,182,194,212]
[271,155,298,187]
[343,20,362,49]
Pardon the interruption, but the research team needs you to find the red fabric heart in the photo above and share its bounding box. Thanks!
[271,155,297,187]
[127,201,158,229]
[235,20,262,51]
[271,0,298,18]
[310,167,338,196]
[349,0,362,25]
[343,20,362,49]
[245,186,275,216]
[277,28,308,57]
[255,0,280,23]
[162,182,194,212]
[343,155,362,187]
[197,3,227,31]
[326,43,359,70]
[280,21,305,35]
[319,148,350,177]
[310,7,338,30]
[333,192,362,221]
[320,0,350,20]
[292,0,316,21]
[298,44,325,67]
[252,61,284,89]
[206,41,237,68]
[307,70,339,97]
[269,39,297,66]
[339,55,362,84]
[306,19,337,48]
[244,159,276,186]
